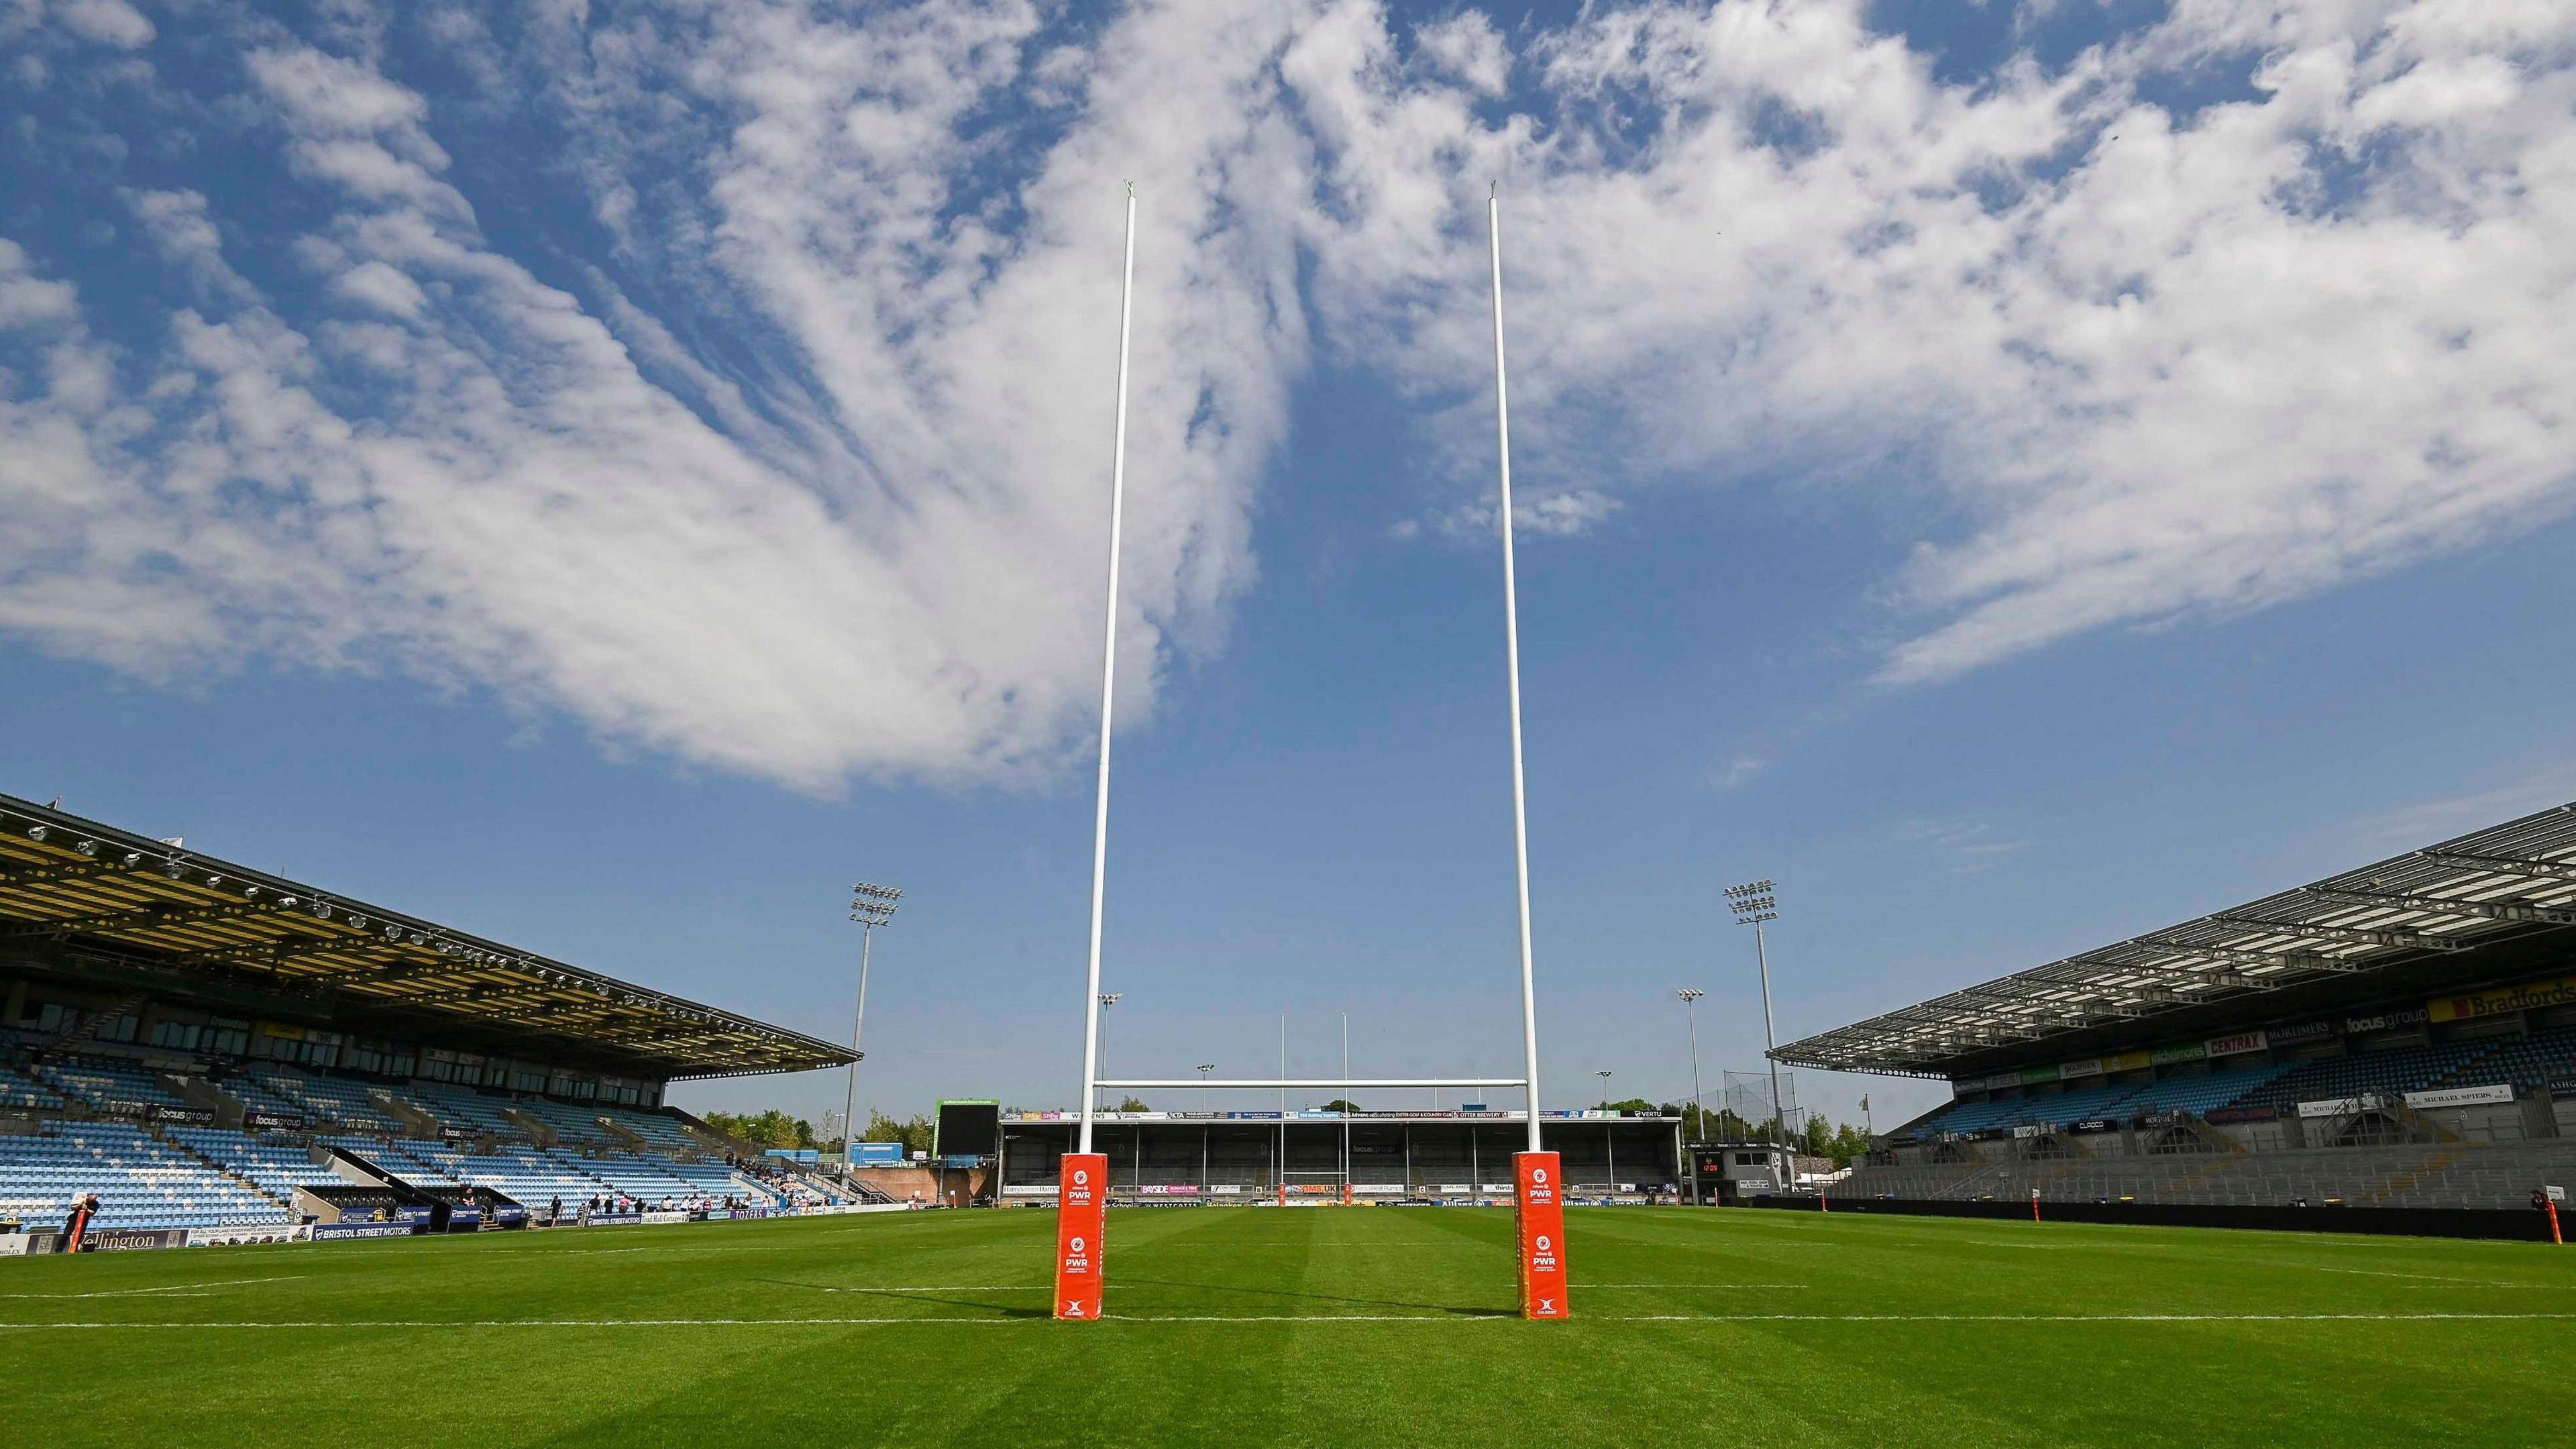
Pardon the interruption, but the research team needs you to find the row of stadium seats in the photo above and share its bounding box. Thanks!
[1837,1140,2576,1210]
[0,1039,718,1158]
[369,1141,780,1211]
[0,1062,65,1110]
[29,1057,193,1114]
[0,1123,294,1232]
[1907,1061,2294,1138]
[387,1081,527,1138]
[2481,1030,2576,1087]
[238,1068,399,1133]
[164,1127,345,1206]
[1907,1028,2576,1141]
[2229,1037,2510,1112]
[384,1144,609,1208]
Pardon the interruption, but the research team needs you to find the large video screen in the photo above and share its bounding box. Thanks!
[934,1099,1000,1158]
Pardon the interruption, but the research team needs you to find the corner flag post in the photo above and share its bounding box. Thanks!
[1059,182,1138,1323]
[1489,185,1566,1321]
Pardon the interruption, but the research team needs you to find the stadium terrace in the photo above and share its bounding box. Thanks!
[0,792,869,1247]
[1784,802,2576,1222]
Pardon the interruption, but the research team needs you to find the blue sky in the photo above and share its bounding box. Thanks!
[4,1,2573,1131]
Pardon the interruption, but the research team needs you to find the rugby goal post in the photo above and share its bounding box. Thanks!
[1055,185,1566,1324]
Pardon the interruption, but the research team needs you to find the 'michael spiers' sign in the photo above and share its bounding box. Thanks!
[1053,1152,1108,1321]
[1513,1150,1570,1320]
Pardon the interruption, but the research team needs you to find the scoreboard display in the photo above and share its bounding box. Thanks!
[934,1099,1000,1159]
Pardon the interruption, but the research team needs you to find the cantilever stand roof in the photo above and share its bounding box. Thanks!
[1774,802,2576,1079]
[0,792,852,1080]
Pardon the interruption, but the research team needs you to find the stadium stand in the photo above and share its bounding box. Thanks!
[1899,1061,2298,1140]
[1836,1139,2576,1212]
[0,795,894,1242]
[584,1152,777,1207]
[2225,1038,2506,1114]
[507,1095,619,1146]
[604,1106,708,1152]
[0,1062,65,1111]
[389,1082,531,1141]
[1784,801,2576,1224]
[0,1123,295,1232]
[2481,1025,2576,1088]
[384,1143,599,1208]
[165,1128,345,1207]
[240,1067,400,1134]
[29,1057,194,1115]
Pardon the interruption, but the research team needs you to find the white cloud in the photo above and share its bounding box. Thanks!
[1417,486,1624,541]
[1414,11,1510,97]
[1291,0,2576,684]
[3,0,2573,790]
[52,0,152,50]
[0,3,1325,790]
[329,260,426,317]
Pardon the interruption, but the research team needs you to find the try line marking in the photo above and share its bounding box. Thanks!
[0,1276,303,1301]
[9,1310,2576,1330]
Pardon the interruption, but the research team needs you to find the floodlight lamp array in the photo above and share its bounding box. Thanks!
[849,879,902,928]
[1726,878,1778,924]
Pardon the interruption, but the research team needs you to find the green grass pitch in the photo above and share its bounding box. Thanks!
[4,1205,2571,1446]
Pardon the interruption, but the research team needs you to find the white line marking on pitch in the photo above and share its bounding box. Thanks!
[806,1286,1049,1293]
[0,1275,303,1300]
[11,1310,2576,1330]
[2308,1267,2561,1287]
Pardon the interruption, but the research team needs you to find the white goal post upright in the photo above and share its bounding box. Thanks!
[1489,186,1568,1320]
[1077,182,1138,1163]
[1487,186,1544,1161]
[1053,183,1136,1324]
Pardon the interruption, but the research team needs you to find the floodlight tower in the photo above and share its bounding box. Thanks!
[1197,1063,1216,1112]
[1726,879,1784,1142]
[843,880,901,1169]
[1095,992,1121,1112]
[1676,987,1705,1204]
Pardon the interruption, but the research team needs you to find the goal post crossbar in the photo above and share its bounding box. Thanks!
[1093,1077,1525,1091]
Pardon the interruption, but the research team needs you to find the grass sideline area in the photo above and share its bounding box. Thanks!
[3,1206,2571,1446]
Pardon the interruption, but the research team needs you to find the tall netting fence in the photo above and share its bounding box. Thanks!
[1719,1069,1810,1140]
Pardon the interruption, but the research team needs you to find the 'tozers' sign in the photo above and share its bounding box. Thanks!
[1053,1153,1107,1322]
